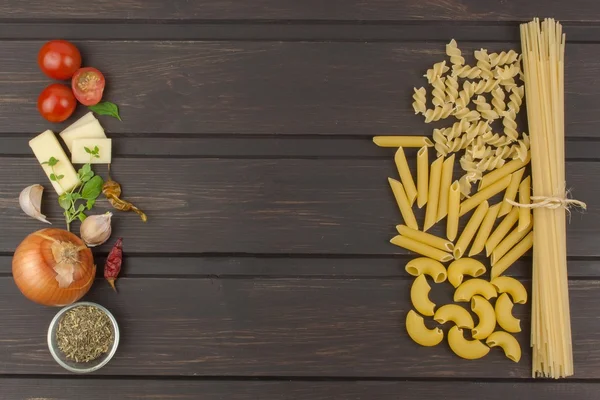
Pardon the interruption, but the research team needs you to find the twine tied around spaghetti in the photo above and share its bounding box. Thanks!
[507,192,587,212]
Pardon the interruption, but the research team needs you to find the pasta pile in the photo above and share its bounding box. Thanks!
[411,40,529,198]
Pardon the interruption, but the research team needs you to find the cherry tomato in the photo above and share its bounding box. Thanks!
[72,67,105,106]
[37,40,82,80]
[37,84,77,123]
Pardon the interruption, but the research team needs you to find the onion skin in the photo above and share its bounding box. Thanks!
[12,228,96,307]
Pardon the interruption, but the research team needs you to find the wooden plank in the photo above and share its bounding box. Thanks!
[0,277,598,377]
[2,378,599,400]
[0,157,594,256]
[0,41,598,137]
[1,0,600,21]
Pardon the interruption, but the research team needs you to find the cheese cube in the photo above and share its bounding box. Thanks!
[61,112,96,134]
[71,138,112,164]
[29,130,79,195]
[60,119,106,153]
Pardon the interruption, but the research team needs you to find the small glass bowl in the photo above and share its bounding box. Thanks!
[47,301,120,373]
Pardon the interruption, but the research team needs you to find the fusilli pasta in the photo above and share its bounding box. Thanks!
[507,85,524,113]
[473,95,500,121]
[453,107,481,122]
[424,104,453,123]
[424,61,449,84]
[431,77,447,107]
[412,87,427,115]
[491,86,506,114]
[452,64,482,79]
[446,39,465,66]
[471,78,500,94]
[445,74,459,103]
[490,50,519,67]
[502,109,519,142]
[474,49,494,80]
[494,63,520,80]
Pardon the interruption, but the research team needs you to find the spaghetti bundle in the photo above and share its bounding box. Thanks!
[520,18,573,378]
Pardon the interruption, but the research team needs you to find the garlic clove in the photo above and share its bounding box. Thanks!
[80,212,112,247]
[19,184,51,224]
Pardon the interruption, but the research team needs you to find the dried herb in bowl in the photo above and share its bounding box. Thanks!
[56,305,114,363]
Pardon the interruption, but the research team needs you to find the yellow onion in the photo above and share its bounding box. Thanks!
[12,228,96,306]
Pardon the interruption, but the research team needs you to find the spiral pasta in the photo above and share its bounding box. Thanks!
[452,64,482,79]
[412,87,427,115]
[481,131,513,147]
[502,109,519,142]
[424,61,449,84]
[474,49,494,80]
[446,39,465,66]
[490,50,519,67]
[455,82,475,109]
[494,63,520,80]
[499,77,518,92]
[453,107,481,122]
[473,95,500,121]
[491,86,506,114]
[424,104,453,123]
[431,77,447,107]
[465,120,491,141]
[445,74,459,103]
[472,78,500,94]
[507,85,524,113]
[508,133,530,162]
[477,153,507,171]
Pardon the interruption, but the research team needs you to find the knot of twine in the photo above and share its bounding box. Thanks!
[507,195,587,211]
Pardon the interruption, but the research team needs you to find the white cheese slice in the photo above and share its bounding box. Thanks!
[60,119,106,153]
[71,138,112,164]
[61,112,96,134]
[29,130,79,195]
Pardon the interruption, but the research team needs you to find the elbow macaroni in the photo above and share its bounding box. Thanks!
[447,326,490,360]
[491,276,527,304]
[406,310,444,347]
[486,331,521,362]
[454,278,497,302]
[470,295,496,340]
[405,257,447,283]
[410,274,436,316]
[434,304,474,329]
[495,293,521,333]
[447,258,486,288]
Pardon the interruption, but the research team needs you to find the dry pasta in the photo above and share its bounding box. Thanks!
[454,201,489,259]
[437,155,455,222]
[491,221,533,265]
[405,257,448,283]
[412,87,427,115]
[473,95,500,121]
[417,146,429,208]
[388,178,419,230]
[469,203,501,257]
[445,74,460,103]
[479,152,530,190]
[390,235,453,262]
[423,156,444,231]
[446,39,465,66]
[424,104,453,123]
[499,168,526,217]
[490,231,533,279]
[490,50,519,67]
[424,60,449,84]
[447,181,461,241]
[397,224,454,252]
[474,49,493,80]
[431,77,447,107]
[459,174,511,216]
[394,147,418,205]
[491,86,506,114]
[517,176,531,232]
[373,136,434,148]
[485,208,519,256]
[410,274,436,316]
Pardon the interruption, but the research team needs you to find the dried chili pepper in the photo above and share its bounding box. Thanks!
[104,238,123,292]
[102,171,147,222]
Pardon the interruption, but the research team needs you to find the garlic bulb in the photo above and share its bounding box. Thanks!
[80,212,112,247]
[19,184,51,224]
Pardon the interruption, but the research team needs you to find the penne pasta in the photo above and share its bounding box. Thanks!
[454,201,489,259]
[498,167,525,217]
[424,156,444,231]
[485,208,519,256]
[390,235,454,262]
[491,221,533,265]
[388,178,419,230]
[478,152,530,190]
[459,174,511,217]
[394,147,418,205]
[373,136,434,148]
[517,175,531,232]
[491,231,533,279]
[417,146,429,208]
[469,203,501,256]
[447,181,461,241]
[397,224,454,252]
[436,154,455,222]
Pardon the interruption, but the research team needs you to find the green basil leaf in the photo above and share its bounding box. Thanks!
[56,174,64,180]
[88,101,122,121]
[82,175,104,199]
[49,173,57,181]
[58,195,71,210]
[84,147,92,154]
[78,213,87,222]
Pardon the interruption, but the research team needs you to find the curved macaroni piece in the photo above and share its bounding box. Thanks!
[491,86,506,114]
[447,258,486,288]
[474,48,493,80]
[491,276,528,304]
[424,60,449,84]
[434,304,474,329]
[495,293,521,333]
[397,225,454,252]
[507,85,524,113]
[448,326,490,360]
[454,278,497,302]
[453,107,481,122]
[431,77,447,107]
[473,95,500,121]
[410,274,436,316]
[406,310,444,347]
[486,331,521,362]
[424,104,453,123]
[412,87,427,115]
[445,74,459,103]
[471,295,496,339]
[472,78,499,94]
[452,64,482,79]
[446,39,465,66]
[405,257,448,283]
[490,50,519,67]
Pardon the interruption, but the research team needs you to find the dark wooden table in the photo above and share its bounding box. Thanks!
[1,1,599,399]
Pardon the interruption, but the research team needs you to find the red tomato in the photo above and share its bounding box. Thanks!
[72,67,105,106]
[37,84,77,123]
[37,40,82,80]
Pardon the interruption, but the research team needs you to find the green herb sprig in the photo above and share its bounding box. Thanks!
[89,101,122,121]
[43,146,104,231]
